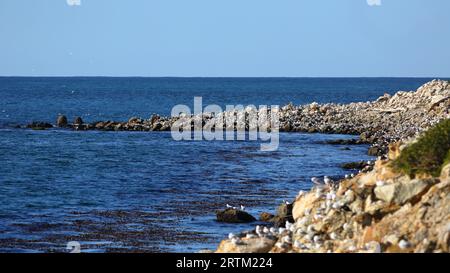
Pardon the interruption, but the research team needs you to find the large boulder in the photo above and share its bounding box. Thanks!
[271,202,294,227]
[374,179,434,205]
[73,116,83,125]
[56,115,68,127]
[216,208,256,223]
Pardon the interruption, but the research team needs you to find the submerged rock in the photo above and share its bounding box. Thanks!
[27,121,53,130]
[341,161,367,170]
[259,212,275,222]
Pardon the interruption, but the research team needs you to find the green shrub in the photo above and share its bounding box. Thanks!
[392,119,450,177]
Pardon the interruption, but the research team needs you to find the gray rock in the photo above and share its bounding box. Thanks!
[375,179,433,205]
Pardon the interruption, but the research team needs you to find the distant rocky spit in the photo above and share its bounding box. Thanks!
[25,79,450,253]
[27,79,450,158]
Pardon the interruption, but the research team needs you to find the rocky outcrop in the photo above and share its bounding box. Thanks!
[26,121,53,130]
[26,80,450,156]
[215,132,450,253]
[216,208,256,223]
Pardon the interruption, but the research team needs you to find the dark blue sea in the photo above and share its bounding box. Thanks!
[0,77,441,252]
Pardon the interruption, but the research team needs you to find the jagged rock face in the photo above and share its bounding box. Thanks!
[362,179,450,253]
[374,179,435,205]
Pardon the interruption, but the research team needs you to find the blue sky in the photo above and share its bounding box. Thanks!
[0,0,449,77]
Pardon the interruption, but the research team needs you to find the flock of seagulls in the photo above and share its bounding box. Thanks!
[226,165,413,252]
[252,221,296,241]
[226,204,245,211]
[310,176,336,189]
[226,170,387,250]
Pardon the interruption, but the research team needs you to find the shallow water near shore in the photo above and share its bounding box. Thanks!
[0,77,439,252]
[0,129,373,252]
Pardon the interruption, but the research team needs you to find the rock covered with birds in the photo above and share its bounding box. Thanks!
[215,121,450,253]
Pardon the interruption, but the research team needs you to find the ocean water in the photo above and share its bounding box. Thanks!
[0,77,441,252]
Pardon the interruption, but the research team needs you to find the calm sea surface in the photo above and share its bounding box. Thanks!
[0,77,442,252]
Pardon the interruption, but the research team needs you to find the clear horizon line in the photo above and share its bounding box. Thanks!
[0,75,449,79]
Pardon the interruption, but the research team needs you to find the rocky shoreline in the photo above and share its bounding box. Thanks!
[23,79,450,253]
[27,80,449,157]
[214,129,450,253]
[213,81,450,253]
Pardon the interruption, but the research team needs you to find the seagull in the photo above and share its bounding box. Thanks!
[313,235,321,243]
[240,205,245,211]
[329,232,338,240]
[275,242,288,249]
[285,221,292,229]
[324,176,332,187]
[313,213,323,220]
[282,236,292,244]
[398,240,411,249]
[293,240,303,249]
[326,192,336,200]
[256,226,263,236]
[228,233,236,240]
[311,177,322,186]
[226,204,233,209]
[343,223,351,231]
[231,237,241,246]
[283,200,291,205]
[307,225,315,234]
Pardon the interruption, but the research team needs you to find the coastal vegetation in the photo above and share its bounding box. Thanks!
[393,119,450,177]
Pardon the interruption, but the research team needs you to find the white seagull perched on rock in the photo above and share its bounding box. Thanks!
[255,225,263,236]
[324,176,332,187]
[311,177,322,186]
[240,205,245,211]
